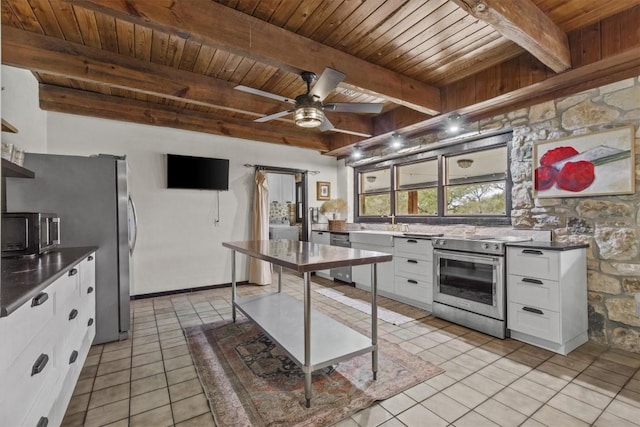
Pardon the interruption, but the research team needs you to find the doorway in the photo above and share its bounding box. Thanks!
[259,167,309,241]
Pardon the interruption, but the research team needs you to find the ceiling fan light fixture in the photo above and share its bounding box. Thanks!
[294,106,324,128]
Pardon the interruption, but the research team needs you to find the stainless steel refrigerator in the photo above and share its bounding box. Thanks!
[5,153,137,344]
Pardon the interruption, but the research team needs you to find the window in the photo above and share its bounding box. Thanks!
[354,132,511,224]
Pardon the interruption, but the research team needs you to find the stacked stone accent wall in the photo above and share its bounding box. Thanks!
[482,77,640,352]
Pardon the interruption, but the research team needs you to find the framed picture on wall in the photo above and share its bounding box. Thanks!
[316,181,330,200]
[533,126,635,198]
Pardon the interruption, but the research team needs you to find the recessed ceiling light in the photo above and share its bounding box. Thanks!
[390,132,403,150]
[446,113,464,134]
[352,146,363,159]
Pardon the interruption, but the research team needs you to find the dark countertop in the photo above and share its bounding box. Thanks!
[223,240,392,273]
[1,247,97,317]
[506,241,589,251]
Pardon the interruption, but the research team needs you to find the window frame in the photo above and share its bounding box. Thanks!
[353,132,513,225]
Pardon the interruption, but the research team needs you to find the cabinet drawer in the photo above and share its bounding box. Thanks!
[508,303,560,343]
[80,253,96,295]
[310,231,330,245]
[0,285,55,369]
[394,238,433,261]
[395,276,432,304]
[56,267,82,315]
[395,258,432,282]
[507,247,559,281]
[508,274,560,311]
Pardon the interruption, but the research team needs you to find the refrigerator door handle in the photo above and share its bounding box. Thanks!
[128,195,138,254]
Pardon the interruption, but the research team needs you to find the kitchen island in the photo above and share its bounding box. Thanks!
[222,239,392,407]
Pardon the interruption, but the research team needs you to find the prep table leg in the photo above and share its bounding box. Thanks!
[278,265,283,293]
[231,250,237,323]
[303,271,312,408]
[371,263,378,380]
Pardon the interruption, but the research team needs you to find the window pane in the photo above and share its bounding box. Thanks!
[359,194,390,216]
[396,159,438,189]
[445,182,506,215]
[360,169,390,193]
[446,146,506,185]
[396,188,438,215]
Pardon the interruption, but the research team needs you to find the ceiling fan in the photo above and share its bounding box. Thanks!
[235,68,384,133]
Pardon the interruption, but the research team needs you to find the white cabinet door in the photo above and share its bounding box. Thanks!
[351,242,394,293]
[281,174,295,203]
[267,173,282,203]
[310,231,331,278]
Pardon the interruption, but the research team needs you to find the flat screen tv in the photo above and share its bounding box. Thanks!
[167,154,229,190]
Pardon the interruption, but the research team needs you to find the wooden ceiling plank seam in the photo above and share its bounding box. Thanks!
[233,0,261,16]
[26,0,64,37]
[351,0,444,58]
[333,0,412,52]
[65,0,441,115]
[599,12,621,58]
[451,0,571,73]
[239,63,277,88]
[115,19,135,56]
[149,29,170,65]
[177,40,203,71]
[319,0,388,47]
[71,4,101,48]
[166,34,187,68]
[266,0,300,28]
[217,53,246,81]
[47,0,84,43]
[94,10,118,52]
[205,49,233,78]
[6,0,44,33]
[133,24,152,60]
[1,26,291,117]
[190,44,217,74]
[430,42,523,86]
[282,0,324,33]
[567,26,583,69]
[226,56,255,84]
[580,22,603,66]
[411,32,509,81]
[1,0,25,29]
[252,0,284,22]
[295,0,343,38]
[306,0,361,41]
[537,0,639,33]
[620,5,640,51]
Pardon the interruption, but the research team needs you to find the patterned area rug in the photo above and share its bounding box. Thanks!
[185,319,444,427]
[314,287,430,325]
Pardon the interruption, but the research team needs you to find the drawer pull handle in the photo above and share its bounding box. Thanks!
[522,278,543,285]
[88,318,94,327]
[31,292,49,307]
[522,306,544,315]
[407,259,418,264]
[407,279,418,284]
[87,286,94,294]
[522,249,544,255]
[69,309,79,320]
[31,353,49,376]
[69,350,79,364]
[88,255,94,261]
[36,417,48,427]
[68,268,78,277]
[407,239,418,243]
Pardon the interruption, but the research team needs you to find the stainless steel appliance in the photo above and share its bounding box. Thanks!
[432,236,530,338]
[6,154,137,344]
[1,212,60,257]
[330,232,352,283]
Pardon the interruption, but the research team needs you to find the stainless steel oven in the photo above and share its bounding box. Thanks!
[432,236,530,338]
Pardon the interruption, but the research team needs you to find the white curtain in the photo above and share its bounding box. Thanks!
[249,170,272,285]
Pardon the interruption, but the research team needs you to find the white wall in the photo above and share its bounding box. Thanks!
[45,113,339,295]
[1,66,47,153]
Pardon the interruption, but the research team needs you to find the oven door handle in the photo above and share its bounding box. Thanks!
[433,249,501,265]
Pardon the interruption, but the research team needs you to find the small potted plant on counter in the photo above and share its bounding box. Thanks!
[320,198,348,231]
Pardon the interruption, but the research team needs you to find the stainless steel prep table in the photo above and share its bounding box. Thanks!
[222,239,392,408]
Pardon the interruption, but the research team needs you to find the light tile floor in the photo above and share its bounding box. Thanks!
[62,272,640,427]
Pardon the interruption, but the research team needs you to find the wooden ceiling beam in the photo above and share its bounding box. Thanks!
[451,0,571,73]
[326,47,640,156]
[39,84,331,152]
[64,0,441,115]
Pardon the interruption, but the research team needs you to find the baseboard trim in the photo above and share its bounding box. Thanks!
[130,281,249,300]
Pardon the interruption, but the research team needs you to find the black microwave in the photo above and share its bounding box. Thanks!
[1,212,60,257]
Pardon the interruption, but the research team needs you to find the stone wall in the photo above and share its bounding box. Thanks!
[483,77,640,352]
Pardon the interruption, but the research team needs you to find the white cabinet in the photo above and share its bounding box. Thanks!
[393,237,433,311]
[310,231,332,279]
[267,173,295,203]
[507,246,587,355]
[350,233,394,295]
[0,252,96,427]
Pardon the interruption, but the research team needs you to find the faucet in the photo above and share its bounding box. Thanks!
[381,214,396,225]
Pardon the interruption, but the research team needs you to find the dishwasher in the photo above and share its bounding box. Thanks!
[330,232,352,283]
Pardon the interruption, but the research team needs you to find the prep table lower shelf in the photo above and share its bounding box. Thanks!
[235,292,375,371]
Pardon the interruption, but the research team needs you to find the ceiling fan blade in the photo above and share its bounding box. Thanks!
[235,85,296,104]
[324,103,384,114]
[254,110,293,123]
[309,68,345,102]
[319,116,334,132]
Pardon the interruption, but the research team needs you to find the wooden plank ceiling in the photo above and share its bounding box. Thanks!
[2,0,639,155]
